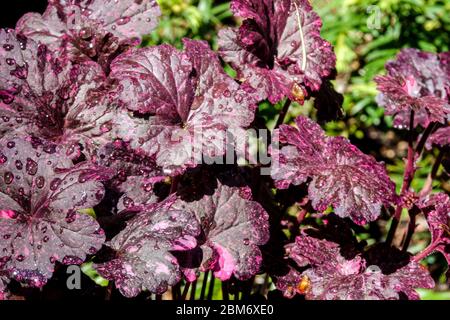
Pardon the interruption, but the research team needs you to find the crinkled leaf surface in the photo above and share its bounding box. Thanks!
[427,127,450,149]
[0,136,107,287]
[274,267,303,298]
[375,49,450,128]
[16,0,161,71]
[418,193,450,265]
[284,234,434,300]
[0,30,114,158]
[95,197,200,298]
[110,40,256,175]
[93,140,166,212]
[0,269,9,300]
[218,0,336,103]
[172,170,269,281]
[271,116,396,224]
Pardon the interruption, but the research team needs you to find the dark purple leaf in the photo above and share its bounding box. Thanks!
[375,49,450,128]
[110,40,257,175]
[16,0,161,71]
[0,30,115,159]
[271,116,396,224]
[283,234,434,300]
[173,171,270,281]
[426,127,450,149]
[95,196,201,298]
[0,272,8,300]
[418,193,450,265]
[274,267,304,298]
[0,136,108,287]
[439,51,450,97]
[93,140,166,212]
[218,0,336,103]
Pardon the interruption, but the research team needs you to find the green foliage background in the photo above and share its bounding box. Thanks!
[140,0,450,299]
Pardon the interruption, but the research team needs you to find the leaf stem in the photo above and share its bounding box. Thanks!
[415,123,437,157]
[413,243,438,262]
[207,274,215,300]
[190,279,197,300]
[221,281,229,300]
[170,176,180,194]
[386,111,416,245]
[199,271,209,300]
[401,208,418,252]
[420,148,446,197]
[275,99,292,129]
[181,282,191,300]
[105,282,113,301]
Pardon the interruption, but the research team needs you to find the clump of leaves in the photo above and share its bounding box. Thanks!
[0,0,448,301]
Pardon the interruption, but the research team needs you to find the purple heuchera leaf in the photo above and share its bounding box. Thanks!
[0,268,9,300]
[271,116,396,224]
[173,176,270,281]
[418,193,450,265]
[438,52,450,98]
[375,49,450,128]
[0,136,108,287]
[284,234,434,300]
[218,0,336,104]
[95,196,201,298]
[274,267,304,298]
[426,127,450,149]
[93,140,166,212]
[16,0,161,72]
[110,39,257,175]
[0,30,115,159]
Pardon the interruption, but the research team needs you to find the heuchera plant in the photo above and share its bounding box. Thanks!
[0,0,448,300]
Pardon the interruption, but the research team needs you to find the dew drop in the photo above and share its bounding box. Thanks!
[143,183,152,192]
[3,44,14,51]
[0,153,7,164]
[117,16,131,26]
[65,211,76,223]
[243,238,250,245]
[36,176,45,188]
[79,27,93,39]
[5,58,15,66]
[25,158,38,175]
[234,94,243,103]
[62,256,83,265]
[95,189,104,201]
[78,172,91,183]
[50,178,62,191]
[123,197,134,208]
[4,171,14,184]
[100,123,112,133]
[15,159,23,170]
[10,63,28,79]
[6,141,15,148]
